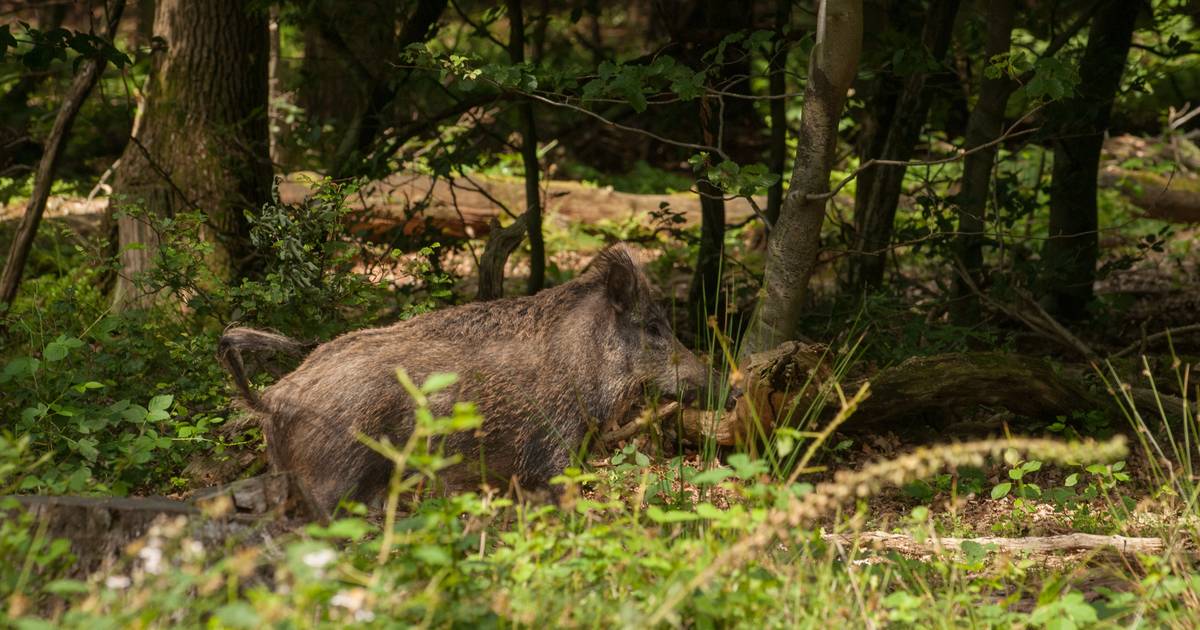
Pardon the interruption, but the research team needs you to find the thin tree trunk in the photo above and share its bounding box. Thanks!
[111,0,271,309]
[1041,0,1138,319]
[951,0,1016,322]
[0,1,126,309]
[742,0,863,356]
[303,0,396,173]
[268,5,282,166]
[765,0,791,226]
[690,173,725,322]
[508,0,546,294]
[847,0,960,289]
[0,2,70,178]
[476,214,529,300]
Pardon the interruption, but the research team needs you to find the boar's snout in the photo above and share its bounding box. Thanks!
[655,343,737,411]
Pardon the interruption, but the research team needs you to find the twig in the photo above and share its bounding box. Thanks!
[952,260,1098,361]
[499,83,728,158]
[454,170,519,219]
[1114,324,1200,359]
[601,402,681,446]
[824,531,1166,556]
[811,113,1040,201]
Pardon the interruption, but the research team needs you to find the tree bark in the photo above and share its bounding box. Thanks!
[847,0,961,290]
[951,0,1017,322]
[1041,0,1138,320]
[741,0,863,356]
[476,214,528,301]
[0,1,126,310]
[507,0,546,294]
[111,0,271,309]
[690,174,726,323]
[268,5,283,166]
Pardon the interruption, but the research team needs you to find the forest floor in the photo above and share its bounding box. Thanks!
[4,136,1200,626]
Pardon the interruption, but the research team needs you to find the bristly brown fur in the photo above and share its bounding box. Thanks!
[217,243,726,516]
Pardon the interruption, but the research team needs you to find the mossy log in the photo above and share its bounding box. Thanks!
[669,349,1181,446]
[3,473,298,576]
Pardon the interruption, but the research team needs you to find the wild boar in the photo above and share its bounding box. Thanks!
[219,244,734,515]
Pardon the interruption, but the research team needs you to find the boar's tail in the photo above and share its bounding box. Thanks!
[218,327,309,410]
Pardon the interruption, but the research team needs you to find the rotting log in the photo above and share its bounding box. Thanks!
[661,348,1188,446]
[847,352,1102,428]
[3,473,299,577]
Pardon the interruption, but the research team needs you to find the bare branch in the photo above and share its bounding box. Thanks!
[811,111,1041,201]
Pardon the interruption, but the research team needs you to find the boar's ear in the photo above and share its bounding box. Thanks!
[600,246,641,313]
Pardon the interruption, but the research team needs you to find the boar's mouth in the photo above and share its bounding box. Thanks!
[647,384,739,411]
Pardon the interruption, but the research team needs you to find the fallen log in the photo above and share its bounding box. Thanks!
[276,172,765,240]
[1100,165,1200,223]
[824,531,1166,556]
[3,473,299,576]
[665,349,1189,446]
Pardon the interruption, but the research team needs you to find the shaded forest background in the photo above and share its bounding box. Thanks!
[2,0,1200,626]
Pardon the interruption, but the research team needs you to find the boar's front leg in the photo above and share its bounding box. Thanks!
[514,420,589,502]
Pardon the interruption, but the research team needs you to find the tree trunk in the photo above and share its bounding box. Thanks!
[690,175,726,323]
[847,0,960,289]
[1041,0,1138,320]
[268,5,283,166]
[684,0,754,324]
[508,0,546,294]
[742,0,863,356]
[0,2,70,180]
[476,214,529,301]
[764,0,791,226]
[951,0,1017,322]
[0,1,126,310]
[111,0,271,309]
[299,0,397,172]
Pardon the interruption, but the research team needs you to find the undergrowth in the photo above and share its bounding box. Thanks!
[2,181,1198,628]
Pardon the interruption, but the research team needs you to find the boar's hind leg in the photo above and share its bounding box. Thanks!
[299,441,392,516]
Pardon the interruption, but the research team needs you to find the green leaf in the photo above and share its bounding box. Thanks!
[72,381,105,393]
[646,506,700,523]
[1064,473,1079,487]
[148,394,174,413]
[43,342,68,362]
[44,579,89,595]
[990,482,1011,499]
[960,540,991,566]
[213,602,261,629]
[421,372,458,394]
[412,544,452,566]
[308,518,373,541]
[690,468,734,485]
[727,453,768,480]
[76,438,99,462]
[694,502,727,520]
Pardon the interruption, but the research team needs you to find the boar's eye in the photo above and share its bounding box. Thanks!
[647,320,670,338]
